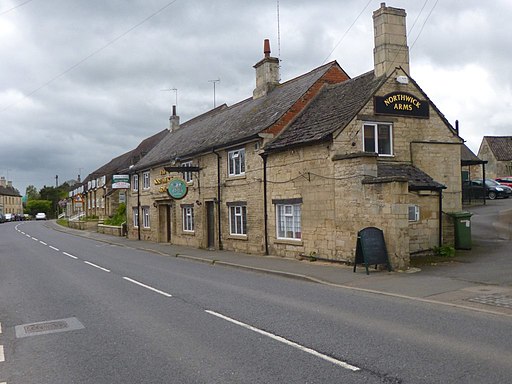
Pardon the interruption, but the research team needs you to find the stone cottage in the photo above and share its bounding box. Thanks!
[127,3,463,269]
[477,136,512,178]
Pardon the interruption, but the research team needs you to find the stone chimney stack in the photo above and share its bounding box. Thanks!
[0,177,6,187]
[373,3,409,78]
[169,105,180,132]
[253,39,280,99]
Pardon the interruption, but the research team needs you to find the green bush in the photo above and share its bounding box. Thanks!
[104,203,126,226]
[433,245,455,258]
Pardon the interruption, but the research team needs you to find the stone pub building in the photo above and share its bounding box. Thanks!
[127,3,463,269]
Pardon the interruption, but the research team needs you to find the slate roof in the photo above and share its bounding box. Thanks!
[461,144,486,166]
[376,162,446,191]
[132,62,342,171]
[484,136,512,161]
[265,70,385,152]
[83,129,168,185]
[0,185,21,197]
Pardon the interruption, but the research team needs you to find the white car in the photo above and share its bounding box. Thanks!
[35,212,47,220]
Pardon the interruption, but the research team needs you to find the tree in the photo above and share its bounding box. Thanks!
[26,200,52,217]
[25,185,40,200]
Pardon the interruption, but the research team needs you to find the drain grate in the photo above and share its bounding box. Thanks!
[16,317,84,338]
[24,320,68,334]
[468,294,512,309]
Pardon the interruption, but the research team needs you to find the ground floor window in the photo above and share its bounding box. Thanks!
[408,205,420,222]
[229,204,247,235]
[132,207,139,228]
[276,202,302,240]
[142,206,150,228]
[182,205,194,232]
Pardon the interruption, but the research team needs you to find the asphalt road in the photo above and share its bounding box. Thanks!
[1,221,511,383]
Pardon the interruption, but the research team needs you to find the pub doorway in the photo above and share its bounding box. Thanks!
[206,201,215,249]
[158,203,172,243]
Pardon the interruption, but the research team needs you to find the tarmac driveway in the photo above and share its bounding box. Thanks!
[419,198,512,286]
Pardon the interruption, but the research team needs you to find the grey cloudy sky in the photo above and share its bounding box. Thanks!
[1,0,511,195]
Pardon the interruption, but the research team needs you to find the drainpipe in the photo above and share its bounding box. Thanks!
[261,153,269,255]
[438,189,443,247]
[213,149,223,250]
[137,172,141,241]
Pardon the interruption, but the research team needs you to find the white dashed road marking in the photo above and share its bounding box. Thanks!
[0,345,4,363]
[49,246,60,251]
[39,241,47,245]
[84,261,110,273]
[63,252,78,260]
[123,277,173,297]
[205,310,360,372]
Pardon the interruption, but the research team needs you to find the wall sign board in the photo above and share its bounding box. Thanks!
[374,92,429,118]
[353,227,392,275]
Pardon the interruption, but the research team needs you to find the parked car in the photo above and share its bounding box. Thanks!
[0,213,5,223]
[4,213,13,221]
[468,179,512,200]
[495,177,512,188]
[35,212,47,220]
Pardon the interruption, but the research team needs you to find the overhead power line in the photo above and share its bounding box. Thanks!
[0,0,34,16]
[1,0,180,113]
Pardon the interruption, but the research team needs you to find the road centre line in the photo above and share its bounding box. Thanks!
[122,277,173,297]
[63,252,78,260]
[84,261,111,273]
[0,345,4,362]
[31,237,38,241]
[49,246,60,251]
[205,310,360,372]
[39,241,47,245]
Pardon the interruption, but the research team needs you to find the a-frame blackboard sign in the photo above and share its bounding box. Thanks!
[353,227,392,275]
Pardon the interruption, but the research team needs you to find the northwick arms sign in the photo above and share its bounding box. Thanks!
[374,92,429,118]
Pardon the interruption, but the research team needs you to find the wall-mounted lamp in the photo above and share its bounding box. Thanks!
[153,202,158,208]
[195,200,202,206]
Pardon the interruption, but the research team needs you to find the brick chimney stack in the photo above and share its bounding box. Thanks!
[373,3,409,78]
[169,105,180,132]
[253,39,280,99]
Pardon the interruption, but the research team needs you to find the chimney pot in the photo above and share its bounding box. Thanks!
[264,39,271,58]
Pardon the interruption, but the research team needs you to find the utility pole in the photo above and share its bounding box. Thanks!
[208,79,220,108]
[55,175,59,188]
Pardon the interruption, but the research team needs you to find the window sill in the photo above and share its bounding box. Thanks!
[275,238,303,246]
[226,174,247,181]
[182,231,195,236]
[227,234,248,241]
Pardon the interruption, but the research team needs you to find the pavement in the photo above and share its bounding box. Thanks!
[45,199,512,317]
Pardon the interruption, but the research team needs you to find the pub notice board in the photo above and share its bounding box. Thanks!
[353,227,392,275]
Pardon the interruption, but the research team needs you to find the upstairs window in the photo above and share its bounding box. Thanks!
[142,171,151,189]
[363,123,393,156]
[228,148,245,176]
[132,174,139,192]
[182,161,193,183]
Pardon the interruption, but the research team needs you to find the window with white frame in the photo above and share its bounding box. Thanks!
[142,171,151,189]
[132,174,139,191]
[182,161,193,183]
[408,205,420,222]
[229,204,247,235]
[142,206,150,228]
[228,148,245,176]
[132,207,139,227]
[363,123,393,155]
[182,205,194,232]
[275,201,302,240]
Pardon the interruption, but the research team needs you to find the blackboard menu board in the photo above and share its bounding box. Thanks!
[353,227,391,275]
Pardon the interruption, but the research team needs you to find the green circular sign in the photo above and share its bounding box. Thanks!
[167,178,188,199]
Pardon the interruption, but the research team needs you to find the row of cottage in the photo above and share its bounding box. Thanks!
[69,4,469,270]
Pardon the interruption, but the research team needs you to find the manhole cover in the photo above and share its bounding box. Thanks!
[16,317,84,338]
[24,321,68,334]
[468,295,512,309]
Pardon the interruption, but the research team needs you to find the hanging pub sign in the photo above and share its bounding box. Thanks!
[167,177,188,199]
[374,92,429,118]
[112,174,130,189]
